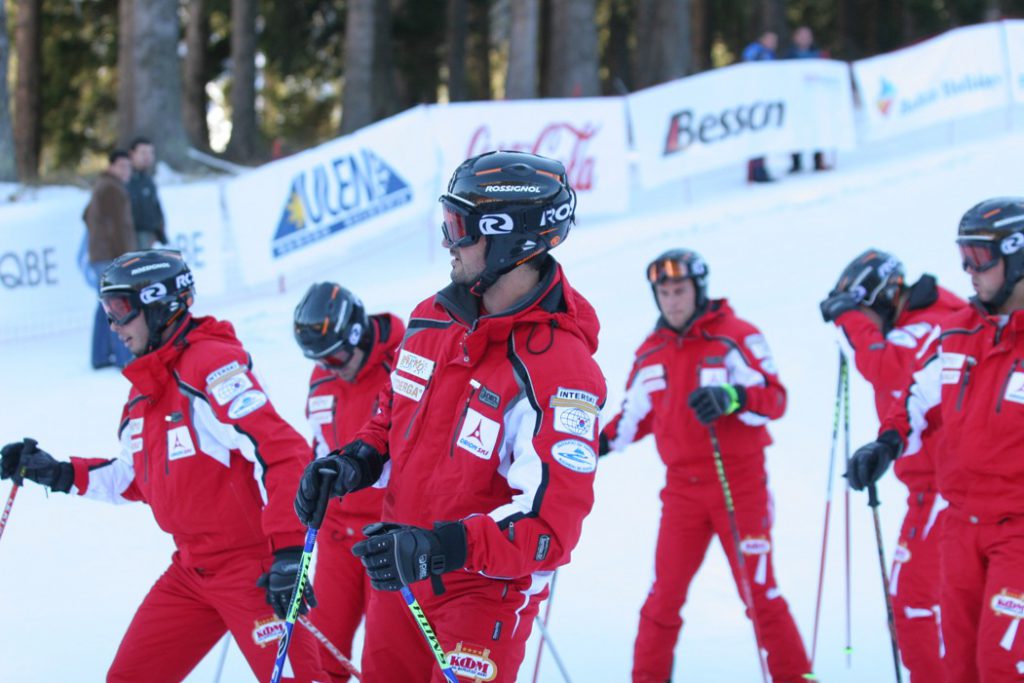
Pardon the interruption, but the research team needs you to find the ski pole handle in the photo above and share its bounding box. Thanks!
[867,482,880,508]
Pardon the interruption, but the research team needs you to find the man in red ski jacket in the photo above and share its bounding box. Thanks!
[1,250,326,683]
[848,198,1024,683]
[295,151,606,683]
[821,249,966,681]
[601,249,811,683]
[293,282,404,682]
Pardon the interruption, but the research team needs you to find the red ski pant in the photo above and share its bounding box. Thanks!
[361,573,547,682]
[107,550,327,683]
[632,467,811,683]
[312,510,373,683]
[888,489,945,683]
[941,510,1024,683]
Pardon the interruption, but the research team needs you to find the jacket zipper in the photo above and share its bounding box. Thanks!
[956,358,976,411]
[449,382,480,458]
[995,359,1020,413]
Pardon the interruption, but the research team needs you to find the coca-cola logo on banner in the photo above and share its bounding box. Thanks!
[466,123,599,191]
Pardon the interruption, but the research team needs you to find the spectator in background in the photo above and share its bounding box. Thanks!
[742,31,777,183]
[83,149,136,369]
[785,26,830,174]
[128,136,168,250]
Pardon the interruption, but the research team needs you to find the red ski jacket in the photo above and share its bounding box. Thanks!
[69,316,309,567]
[354,257,606,583]
[305,314,404,524]
[834,276,966,490]
[882,303,1024,522]
[602,299,785,475]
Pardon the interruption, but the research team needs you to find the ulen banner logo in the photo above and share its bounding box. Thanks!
[876,78,896,116]
[273,149,412,258]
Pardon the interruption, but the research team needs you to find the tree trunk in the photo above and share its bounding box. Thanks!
[691,0,711,71]
[466,0,491,100]
[0,1,17,182]
[117,0,135,145]
[13,0,39,180]
[341,0,375,134]
[505,0,538,99]
[447,0,468,101]
[546,0,599,97]
[634,0,691,90]
[225,0,260,162]
[372,0,397,120]
[182,0,210,152]
[128,0,194,170]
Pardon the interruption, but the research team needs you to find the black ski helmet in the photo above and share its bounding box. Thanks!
[957,197,1024,310]
[830,249,905,325]
[646,248,710,311]
[99,249,195,353]
[293,282,370,360]
[439,150,576,294]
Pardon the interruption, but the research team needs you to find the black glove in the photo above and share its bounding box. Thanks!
[294,440,385,527]
[256,547,316,619]
[0,439,73,492]
[820,290,862,323]
[846,430,903,490]
[688,385,745,425]
[598,433,611,457]
[352,521,467,594]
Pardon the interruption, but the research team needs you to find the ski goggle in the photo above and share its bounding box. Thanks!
[440,191,577,249]
[317,347,354,370]
[99,292,142,326]
[958,239,1001,273]
[647,256,703,284]
[441,200,478,248]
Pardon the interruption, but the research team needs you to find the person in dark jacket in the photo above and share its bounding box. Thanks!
[127,137,168,249]
[785,27,830,173]
[742,31,778,183]
[83,149,136,369]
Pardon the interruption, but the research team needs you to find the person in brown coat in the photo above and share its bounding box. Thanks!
[83,149,137,369]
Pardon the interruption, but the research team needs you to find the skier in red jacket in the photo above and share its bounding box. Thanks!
[294,151,606,683]
[601,249,811,683]
[293,282,404,682]
[848,198,1024,683]
[820,249,966,681]
[1,250,326,683]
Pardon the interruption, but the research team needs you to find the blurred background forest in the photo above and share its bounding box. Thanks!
[0,0,1020,183]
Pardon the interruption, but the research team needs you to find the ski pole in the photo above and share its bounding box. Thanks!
[842,357,853,667]
[212,634,230,683]
[531,570,559,683]
[810,352,846,667]
[297,614,362,680]
[533,610,574,683]
[0,484,18,545]
[709,425,770,683]
[867,483,903,683]
[270,470,336,683]
[400,586,459,683]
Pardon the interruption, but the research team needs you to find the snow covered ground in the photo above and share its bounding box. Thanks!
[3,119,1024,681]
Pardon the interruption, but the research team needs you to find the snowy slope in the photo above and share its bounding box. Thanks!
[3,125,1023,682]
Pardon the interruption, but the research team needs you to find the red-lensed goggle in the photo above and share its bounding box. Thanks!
[317,347,354,370]
[441,200,478,248]
[958,239,1001,273]
[648,258,697,284]
[99,292,142,326]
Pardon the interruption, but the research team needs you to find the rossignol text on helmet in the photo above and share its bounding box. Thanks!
[647,249,710,312]
[440,150,576,294]
[99,249,195,354]
[831,249,905,325]
[957,197,1024,310]
[293,283,370,362]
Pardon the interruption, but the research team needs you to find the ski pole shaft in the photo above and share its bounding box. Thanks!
[531,570,559,683]
[811,353,847,666]
[843,359,853,667]
[270,471,336,683]
[212,634,230,683]
[709,426,770,683]
[297,615,361,680]
[533,612,574,683]
[0,484,18,545]
[868,483,903,683]
[400,586,459,683]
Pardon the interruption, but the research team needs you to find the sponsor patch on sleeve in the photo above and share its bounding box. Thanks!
[552,405,596,439]
[227,390,268,420]
[456,409,501,460]
[396,349,436,382]
[166,425,196,460]
[205,361,242,387]
[308,395,334,413]
[744,334,778,374]
[122,417,144,453]
[209,372,253,405]
[550,439,597,474]
[391,372,426,402]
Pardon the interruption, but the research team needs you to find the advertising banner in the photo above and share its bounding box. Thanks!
[628,59,856,189]
[161,182,228,297]
[853,23,1010,140]
[1003,20,1024,104]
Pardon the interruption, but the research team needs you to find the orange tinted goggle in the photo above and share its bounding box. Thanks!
[958,240,1000,273]
[441,203,478,248]
[647,258,690,284]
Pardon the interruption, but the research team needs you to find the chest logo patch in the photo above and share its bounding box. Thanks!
[167,426,196,461]
[456,409,500,460]
[699,367,728,387]
[551,439,597,474]
[1003,371,1024,405]
[396,349,435,382]
[392,372,426,402]
[308,395,335,413]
